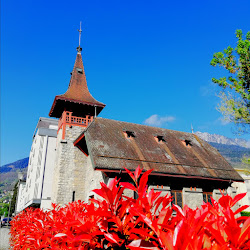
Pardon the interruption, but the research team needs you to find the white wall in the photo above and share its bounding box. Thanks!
[16,118,58,212]
[40,136,57,210]
[232,174,250,212]
[15,181,26,213]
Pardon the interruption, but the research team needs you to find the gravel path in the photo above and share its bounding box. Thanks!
[0,227,10,250]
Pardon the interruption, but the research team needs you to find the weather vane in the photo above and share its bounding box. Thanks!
[191,123,194,134]
[78,21,82,47]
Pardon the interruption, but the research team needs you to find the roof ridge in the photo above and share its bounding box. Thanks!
[95,117,194,135]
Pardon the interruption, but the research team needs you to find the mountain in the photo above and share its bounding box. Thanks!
[0,157,29,195]
[1,157,29,173]
[196,132,250,170]
[209,142,249,169]
[195,132,250,148]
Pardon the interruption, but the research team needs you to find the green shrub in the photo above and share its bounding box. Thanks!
[241,211,250,217]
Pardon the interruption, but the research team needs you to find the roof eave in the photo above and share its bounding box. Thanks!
[49,96,106,117]
[94,167,244,183]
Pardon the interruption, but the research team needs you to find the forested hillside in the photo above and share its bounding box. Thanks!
[0,158,28,196]
[209,142,250,169]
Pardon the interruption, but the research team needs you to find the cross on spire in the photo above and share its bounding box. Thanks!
[77,21,82,53]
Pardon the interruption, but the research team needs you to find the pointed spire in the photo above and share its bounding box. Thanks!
[49,24,105,118]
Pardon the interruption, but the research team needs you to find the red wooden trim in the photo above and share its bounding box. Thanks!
[57,111,93,139]
[62,111,67,140]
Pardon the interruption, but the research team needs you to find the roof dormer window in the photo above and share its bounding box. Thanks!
[76,67,83,74]
[123,130,135,139]
[181,139,192,148]
[154,135,166,143]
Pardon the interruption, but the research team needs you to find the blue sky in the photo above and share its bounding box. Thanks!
[1,0,250,165]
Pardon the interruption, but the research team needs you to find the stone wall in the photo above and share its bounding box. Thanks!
[52,125,106,205]
[182,187,203,209]
[82,157,105,201]
[212,189,227,202]
[52,126,87,205]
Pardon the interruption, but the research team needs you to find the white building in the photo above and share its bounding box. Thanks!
[16,117,58,212]
[15,180,26,214]
[232,170,250,212]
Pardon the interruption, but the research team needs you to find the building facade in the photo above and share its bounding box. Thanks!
[16,118,58,212]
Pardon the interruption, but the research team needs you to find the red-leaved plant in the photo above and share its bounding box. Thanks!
[10,167,250,249]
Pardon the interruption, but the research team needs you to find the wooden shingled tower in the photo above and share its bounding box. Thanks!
[49,28,105,139]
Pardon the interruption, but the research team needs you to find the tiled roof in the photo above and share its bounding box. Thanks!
[79,118,243,182]
[49,51,105,118]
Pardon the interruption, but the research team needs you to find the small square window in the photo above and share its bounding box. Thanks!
[154,135,166,143]
[181,139,192,148]
[76,67,83,74]
[123,131,135,139]
[171,190,183,208]
[203,192,212,204]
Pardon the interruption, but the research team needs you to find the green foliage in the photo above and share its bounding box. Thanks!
[0,203,9,217]
[211,29,250,134]
[242,156,250,165]
[241,211,250,217]
[10,181,19,216]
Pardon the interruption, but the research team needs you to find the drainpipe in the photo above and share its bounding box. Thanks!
[40,136,49,205]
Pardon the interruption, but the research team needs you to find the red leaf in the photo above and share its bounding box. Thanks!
[234,205,249,215]
[204,226,226,246]
[134,166,143,181]
[219,195,232,208]
[172,204,184,217]
[231,193,246,207]
[73,234,92,243]
[53,233,67,238]
[127,239,160,250]
[120,182,137,192]
[239,216,250,245]
[173,220,183,246]
[138,169,153,194]
[124,167,136,182]
[104,233,124,246]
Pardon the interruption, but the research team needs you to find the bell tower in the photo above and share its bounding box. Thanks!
[49,24,105,138]
[50,24,105,205]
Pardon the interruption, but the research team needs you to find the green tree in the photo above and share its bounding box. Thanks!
[10,181,19,216]
[0,203,9,217]
[211,29,250,134]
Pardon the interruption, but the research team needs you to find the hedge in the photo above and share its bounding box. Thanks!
[10,167,250,249]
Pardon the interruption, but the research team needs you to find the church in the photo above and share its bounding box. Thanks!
[15,32,243,213]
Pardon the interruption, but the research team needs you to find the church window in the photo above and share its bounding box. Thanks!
[171,190,183,208]
[123,131,135,139]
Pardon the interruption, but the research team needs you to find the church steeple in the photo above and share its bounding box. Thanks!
[49,24,105,118]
